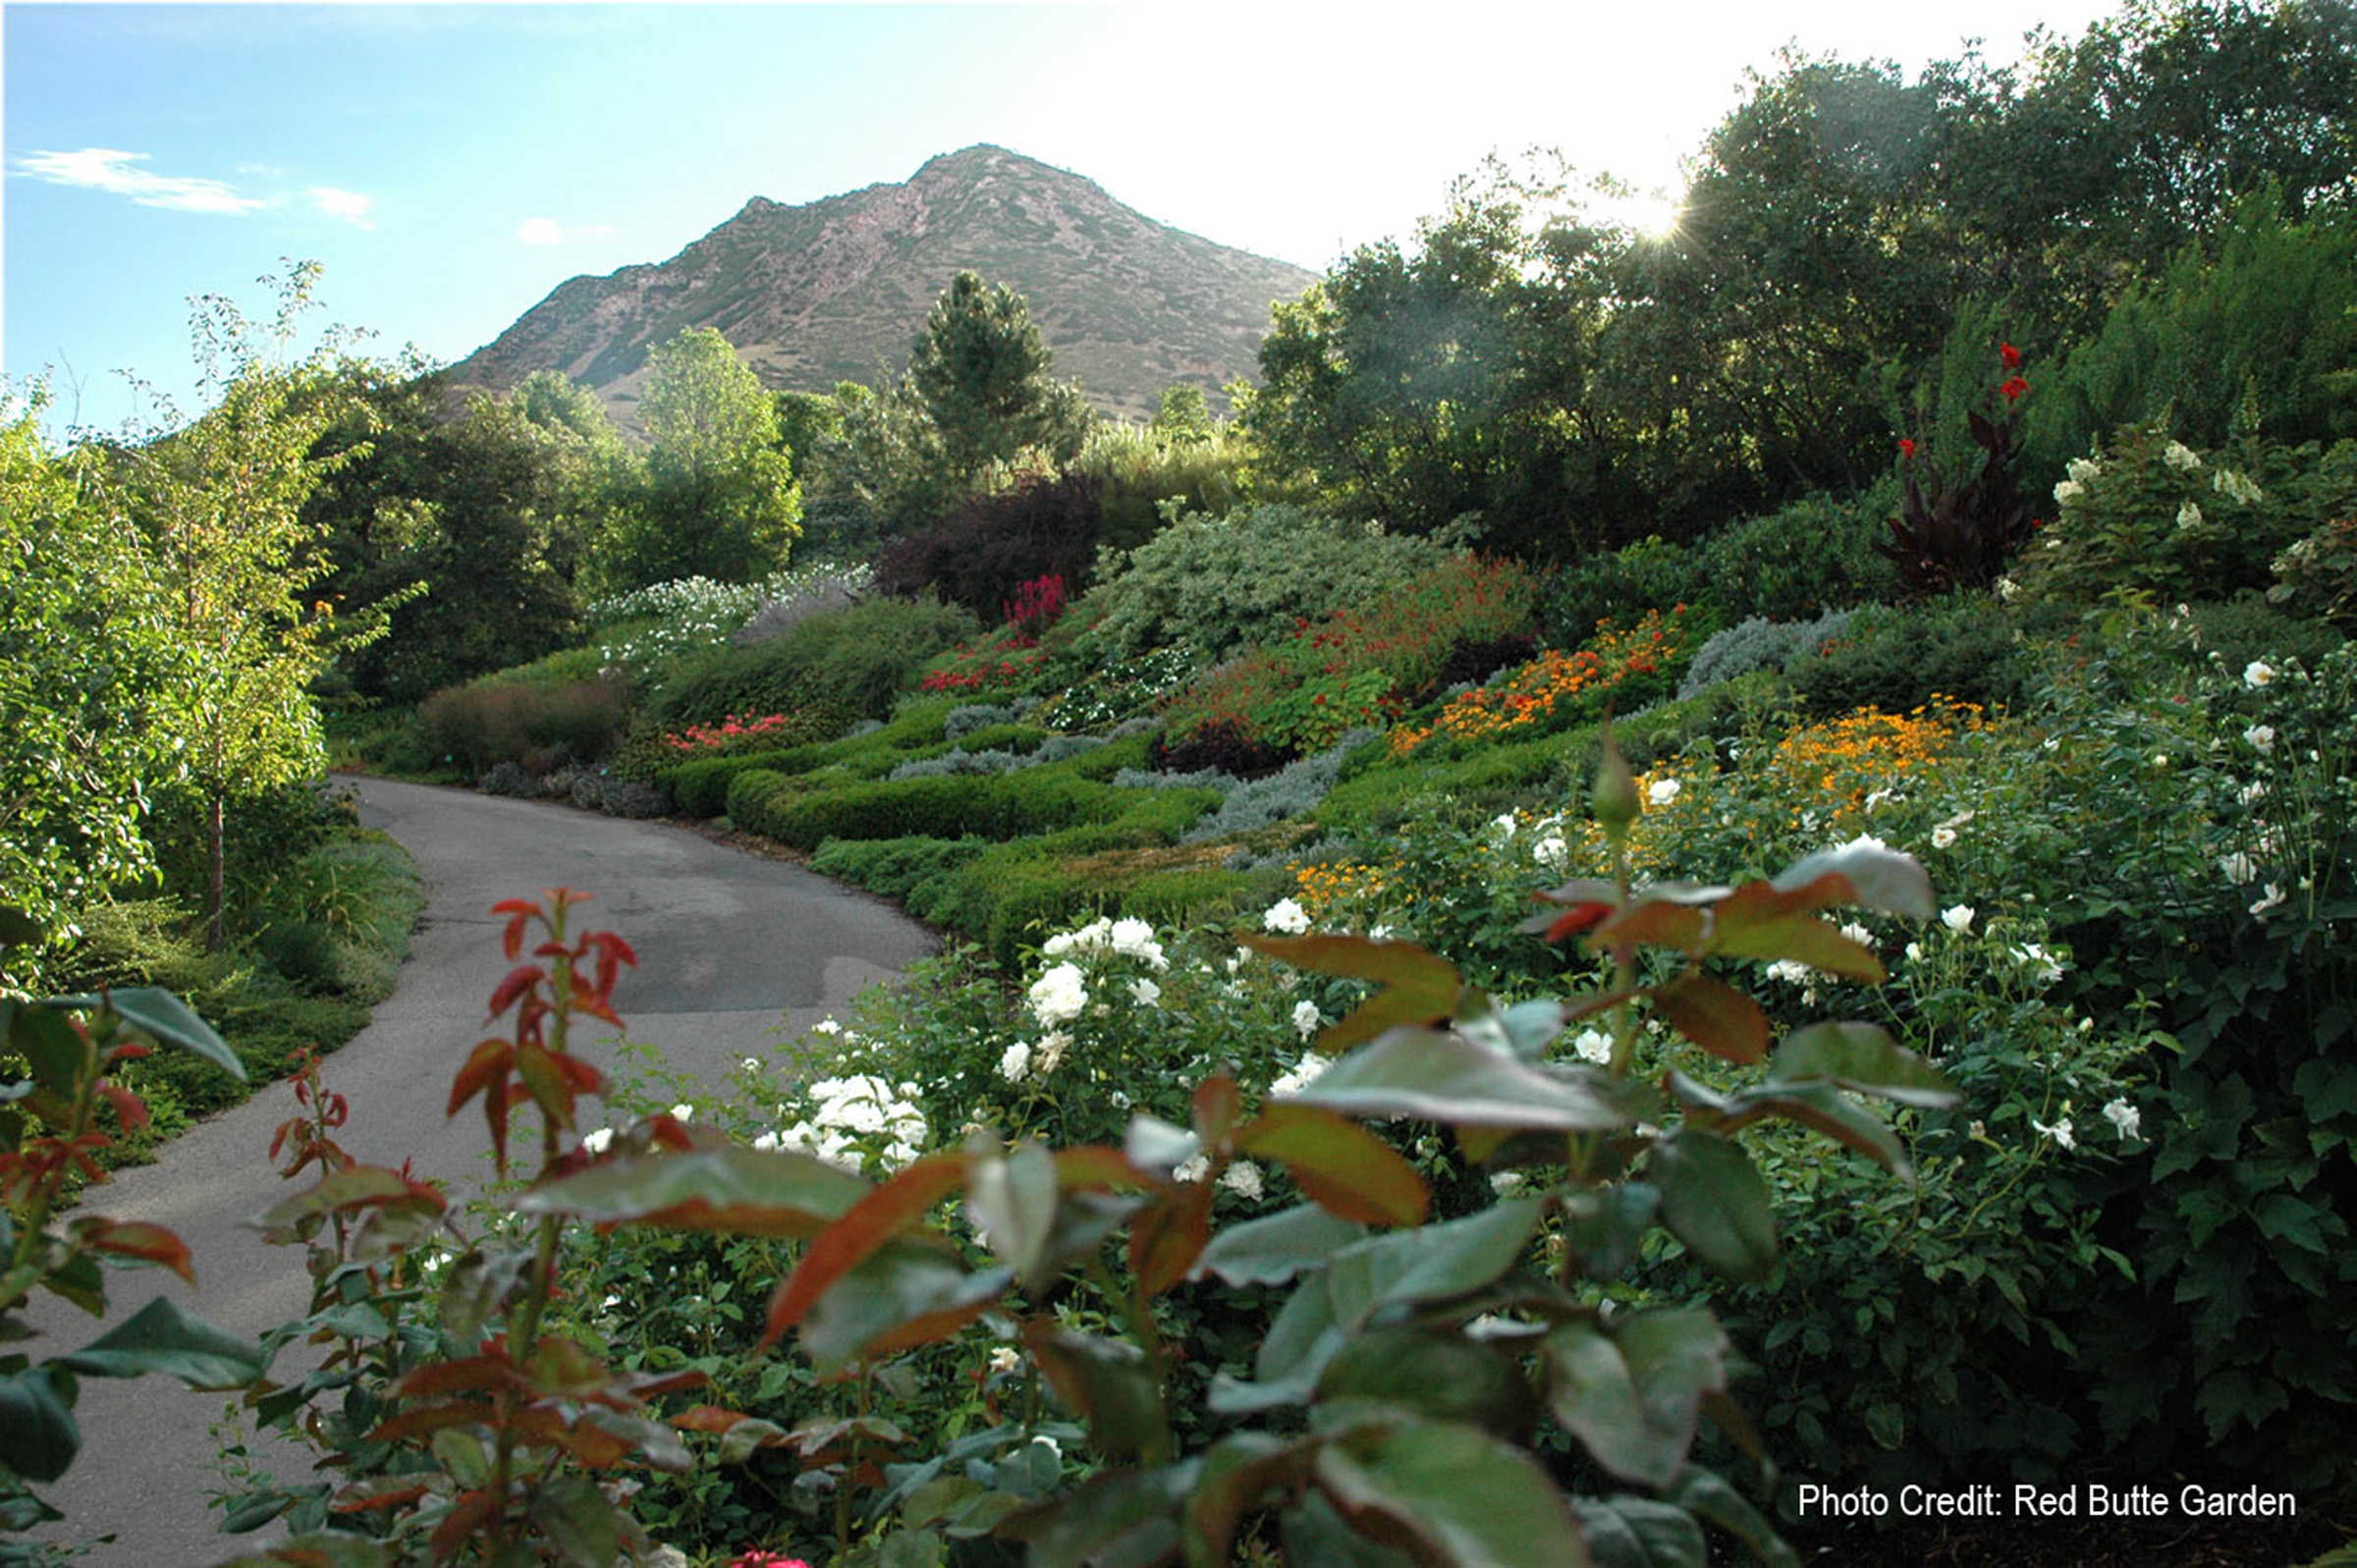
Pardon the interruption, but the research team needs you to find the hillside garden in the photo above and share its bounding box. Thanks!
[7,2,2357,1563]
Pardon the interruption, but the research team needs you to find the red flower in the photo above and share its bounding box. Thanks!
[1898,438,1917,460]
[2000,343,2022,369]
[2000,376,2029,403]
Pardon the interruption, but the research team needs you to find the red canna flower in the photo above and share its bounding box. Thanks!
[1898,438,1917,460]
[2000,376,2029,402]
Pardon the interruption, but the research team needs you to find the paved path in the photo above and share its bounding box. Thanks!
[27,777,937,1564]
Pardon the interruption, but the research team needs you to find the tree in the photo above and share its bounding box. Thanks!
[588,329,798,593]
[1148,385,1215,447]
[0,391,176,988]
[307,366,599,702]
[907,272,1094,485]
[108,263,382,951]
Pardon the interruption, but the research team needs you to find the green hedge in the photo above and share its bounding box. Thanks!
[731,772,1122,850]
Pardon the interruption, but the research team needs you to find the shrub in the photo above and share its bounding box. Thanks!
[2269,512,2357,630]
[416,674,631,777]
[1697,483,1902,621]
[731,564,872,644]
[1784,599,2024,720]
[1072,503,1450,665]
[1541,533,1709,642]
[651,596,980,730]
[1679,608,1867,699]
[871,470,1105,621]
[1878,344,2040,597]
[729,772,1127,850]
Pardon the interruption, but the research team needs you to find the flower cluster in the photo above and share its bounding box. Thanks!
[658,711,801,755]
[1763,699,1986,833]
[921,628,1051,693]
[1389,608,1694,755]
[754,1072,927,1172]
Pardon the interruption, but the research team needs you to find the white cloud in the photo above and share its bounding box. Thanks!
[517,216,614,246]
[308,187,376,230]
[17,147,265,215]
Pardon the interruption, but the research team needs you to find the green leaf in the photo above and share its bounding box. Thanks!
[528,1475,620,1568]
[1768,1022,1957,1108]
[1575,1496,1707,1567]
[1282,1490,1422,1568]
[1237,1103,1429,1226]
[965,1140,1060,1281]
[1770,840,1935,920]
[1323,1201,1546,1329]
[1129,1181,1214,1299]
[0,1365,79,1483]
[1244,933,1466,1052]
[1294,1028,1631,1133]
[795,1240,1010,1369]
[1009,1463,1191,1568]
[0,906,44,947]
[439,1246,533,1344]
[1021,1324,1165,1460]
[1317,1326,1536,1438]
[1122,1113,1200,1173]
[1662,1470,1798,1568]
[1715,1081,1912,1179]
[1704,885,1882,979]
[514,1144,869,1238]
[1182,1433,1316,1568]
[52,987,243,1080]
[1455,998,1570,1062]
[1647,972,1770,1065]
[54,1294,265,1387]
[1648,1132,1777,1282]
[210,1535,395,1567]
[1558,1184,1659,1281]
[762,1154,967,1347]
[1314,1417,1590,1568]
[1543,1309,1731,1487]
[1193,1203,1368,1288]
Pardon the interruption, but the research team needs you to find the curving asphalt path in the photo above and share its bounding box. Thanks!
[27,776,937,1565]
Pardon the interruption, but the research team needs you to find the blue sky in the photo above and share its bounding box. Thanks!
[5,1,2122,437]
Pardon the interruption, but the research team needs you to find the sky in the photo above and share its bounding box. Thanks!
[4,0,2128,438]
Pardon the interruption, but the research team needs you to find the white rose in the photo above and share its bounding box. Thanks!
[1291,1000,1323,1039]
[1569,1028,1613,1064]
[2249,883,2286,917]
[1262,898,1311,936]
[2219,851,2258,886]
[2243,725,2275,754]
[1647,778,1680,807]
[998,1040,1031,1082]
[2033,1115,2077,1152]
[1128,978,1162,1008]
[1942,904,1976,934]
[1218,1161,1266,1201]
[2102,1099,2141,1141]
[580,1126,615,1156]
[1931,825,1957,849]
[1028,962,1089,1024]
[2244,661,2275,688]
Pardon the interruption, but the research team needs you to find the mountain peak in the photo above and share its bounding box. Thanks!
[451,148,1316,428]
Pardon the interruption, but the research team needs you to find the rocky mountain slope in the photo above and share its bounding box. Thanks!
[449,145,1320,426]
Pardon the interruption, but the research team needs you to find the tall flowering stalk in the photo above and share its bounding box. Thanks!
[1878,343,2039,596]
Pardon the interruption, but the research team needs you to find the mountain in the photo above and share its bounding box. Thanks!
[448,145,1321,428]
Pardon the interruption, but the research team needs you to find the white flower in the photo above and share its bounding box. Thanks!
[1369,924,1397,941]
[1034,1030,1070,1075]
[2053,478,2086,506]
[998,1040,1032,1082]
[2066,457,2102,483]
[2102,1099,2141,1141]
[1269,1055,1328,1098]
[1766,958,1812,987]
[1174,1153,1211,1184]
[2012,943,2065,987]
[670,1103,695,1122]
[1489,812,1519,841]
[2214,467,2264,505]
[2240,780,2269,805]
[1903,941,1923,962]
[1839,921,1874,948]
[987,1346,1022,1377]
[1931,825,1957,849]
[580,1126,615,1156]
[1942,904,1976,934]
[2163,440,2202,471]
[1835,833,1893,855]
[2244,724,2275,754]
[1109,917,1168,969]
[2244,660,2276,688]
[2219,851,2258,886]
[1028,962,1089,1025]
[741,1055,762,1071]
[1532,835,1569,874]
[2249,883,2287,917]
[1569,1027,1613,1065]
[1489,1170,1525,1196]
[2176,500,2204,531]
[810,1016,843,1037]
[750,1130,783,1152]
[1291,1000,1323,1039]
[1128,977,1162,1008]
[1219,1161,1265,1201]
[1262,898,1311,935]
[1647,778,1681,807]
[1996,576,2020,602]
[2033,1115,2077,1151]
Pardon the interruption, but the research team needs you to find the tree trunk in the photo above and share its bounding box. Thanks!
[206,787,226,954]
